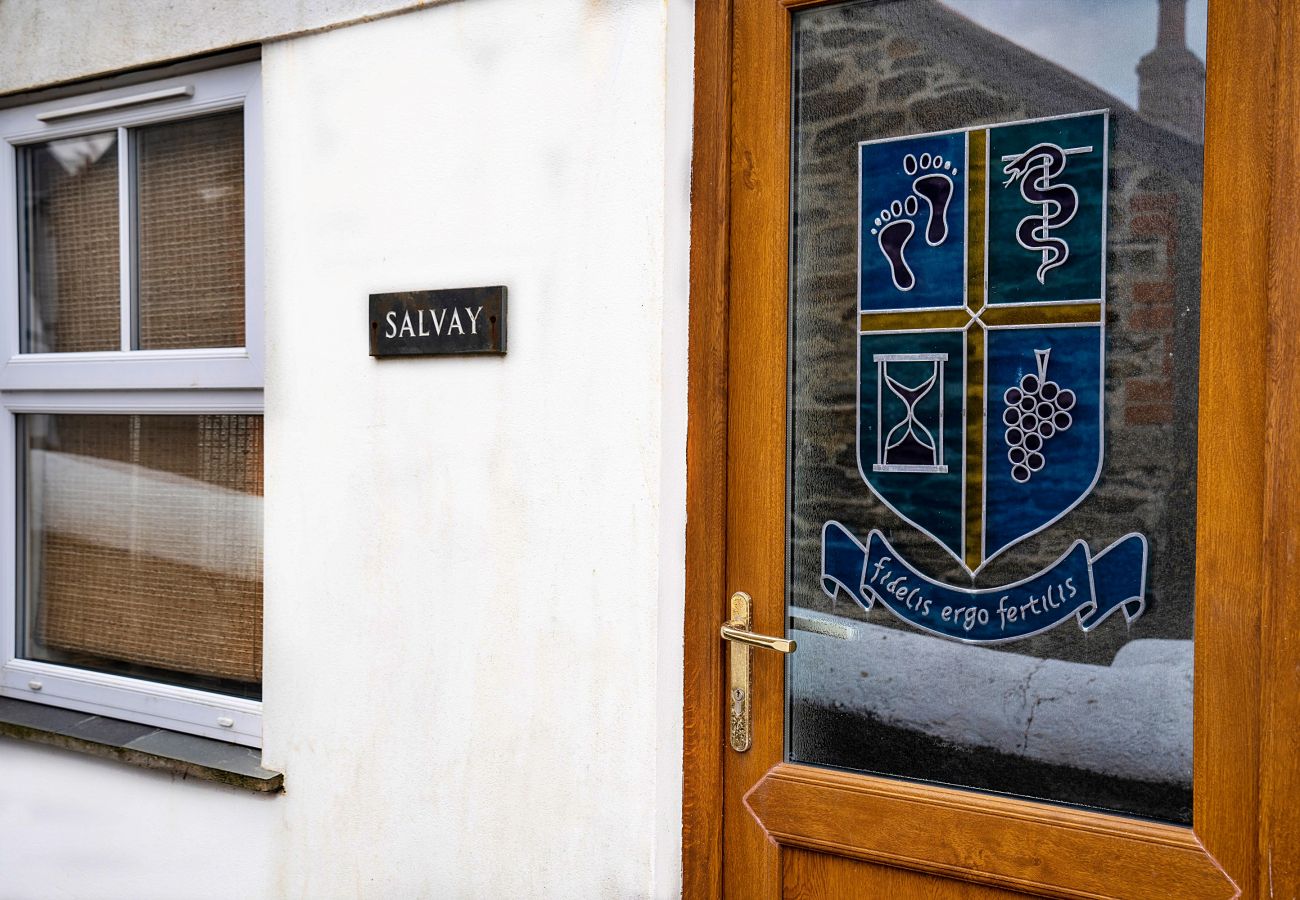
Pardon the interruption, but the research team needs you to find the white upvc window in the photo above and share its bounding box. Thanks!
[0,62,264,746]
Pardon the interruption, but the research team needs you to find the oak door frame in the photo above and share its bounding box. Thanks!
[682,1,1300,898]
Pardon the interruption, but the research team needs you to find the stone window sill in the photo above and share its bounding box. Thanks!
[0,697,282,793]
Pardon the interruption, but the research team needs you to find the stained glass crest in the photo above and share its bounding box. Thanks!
[822,110,1150,643]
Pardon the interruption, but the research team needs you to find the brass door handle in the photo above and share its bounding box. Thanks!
[720,622,796,654]
[723,591,796,752]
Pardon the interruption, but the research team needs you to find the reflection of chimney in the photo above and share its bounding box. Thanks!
[1136,0,1206,143]
[1156,0,1186,49]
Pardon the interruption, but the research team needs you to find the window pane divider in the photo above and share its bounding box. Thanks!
[116,124,133,352]
[0,60,264,749]
[0,388,263,414]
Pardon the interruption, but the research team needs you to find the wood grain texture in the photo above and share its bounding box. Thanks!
[748,764,1235,900]
[681,1,732,897]
[1192,5,1278,899]
[784,849,1016,900]
[686,1,1292,897]
[723,2,790,897]
[1259,1,1300,896]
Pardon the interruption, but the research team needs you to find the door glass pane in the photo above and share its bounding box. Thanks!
[134,110,245,350]
[19,414,263,700]
[787,0,1205,824]
[17,132,121,352]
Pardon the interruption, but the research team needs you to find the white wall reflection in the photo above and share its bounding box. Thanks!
[791,608,1192,785]
[29,449,263,580]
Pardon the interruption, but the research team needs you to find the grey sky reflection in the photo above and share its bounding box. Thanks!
[942,0,1208,108]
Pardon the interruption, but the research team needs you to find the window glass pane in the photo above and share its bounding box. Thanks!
[134,110,245,350]
[787,0,1204,824]
[20,414,263,700]
[18,132,121,352]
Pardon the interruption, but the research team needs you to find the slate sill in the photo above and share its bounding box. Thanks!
[0,697,282,793]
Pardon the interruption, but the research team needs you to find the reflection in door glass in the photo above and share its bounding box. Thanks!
[786,0,1205,824]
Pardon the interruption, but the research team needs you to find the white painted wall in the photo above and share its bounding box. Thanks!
[0,1,692,897]
[0,0,442,94]
[0,740,279,900]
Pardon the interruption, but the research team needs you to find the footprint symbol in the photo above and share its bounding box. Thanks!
[903,152,957,247]
[870,195,919,292]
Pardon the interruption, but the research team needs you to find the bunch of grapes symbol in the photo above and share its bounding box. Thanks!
[1002,348,1075,484]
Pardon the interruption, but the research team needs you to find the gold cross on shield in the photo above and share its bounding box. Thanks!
[858,128,1103,572]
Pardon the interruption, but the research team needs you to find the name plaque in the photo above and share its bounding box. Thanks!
[369,286,507,357]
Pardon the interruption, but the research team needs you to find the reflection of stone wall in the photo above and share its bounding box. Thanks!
[789,1,1203,663]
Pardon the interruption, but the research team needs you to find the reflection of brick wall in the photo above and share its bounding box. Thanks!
[789,3,1202,661]
[23,138,121,352]
[30,414,263,686]
[137,110,245,349]
[1125,194,1180,426]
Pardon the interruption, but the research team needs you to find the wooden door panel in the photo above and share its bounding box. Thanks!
[747,764,1231,899]
[684,0,1298,897]
[785,850,1015,900]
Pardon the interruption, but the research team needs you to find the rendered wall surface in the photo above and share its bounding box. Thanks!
[0,0,442,95]
[0,740,278,899]
[0,1,691,897]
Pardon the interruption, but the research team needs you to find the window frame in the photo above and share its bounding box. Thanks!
[0,62,264,747]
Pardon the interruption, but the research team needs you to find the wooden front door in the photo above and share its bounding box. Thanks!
[684,1,1300,898]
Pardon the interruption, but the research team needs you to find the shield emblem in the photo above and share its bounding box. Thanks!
[857,111,1108,575]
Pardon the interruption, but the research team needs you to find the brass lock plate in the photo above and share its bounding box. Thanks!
[728,591,753,752]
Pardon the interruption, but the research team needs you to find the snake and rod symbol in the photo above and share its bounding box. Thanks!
[1001,142,1092,284]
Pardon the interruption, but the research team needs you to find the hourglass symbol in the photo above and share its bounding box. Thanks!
[873,353,948,474]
